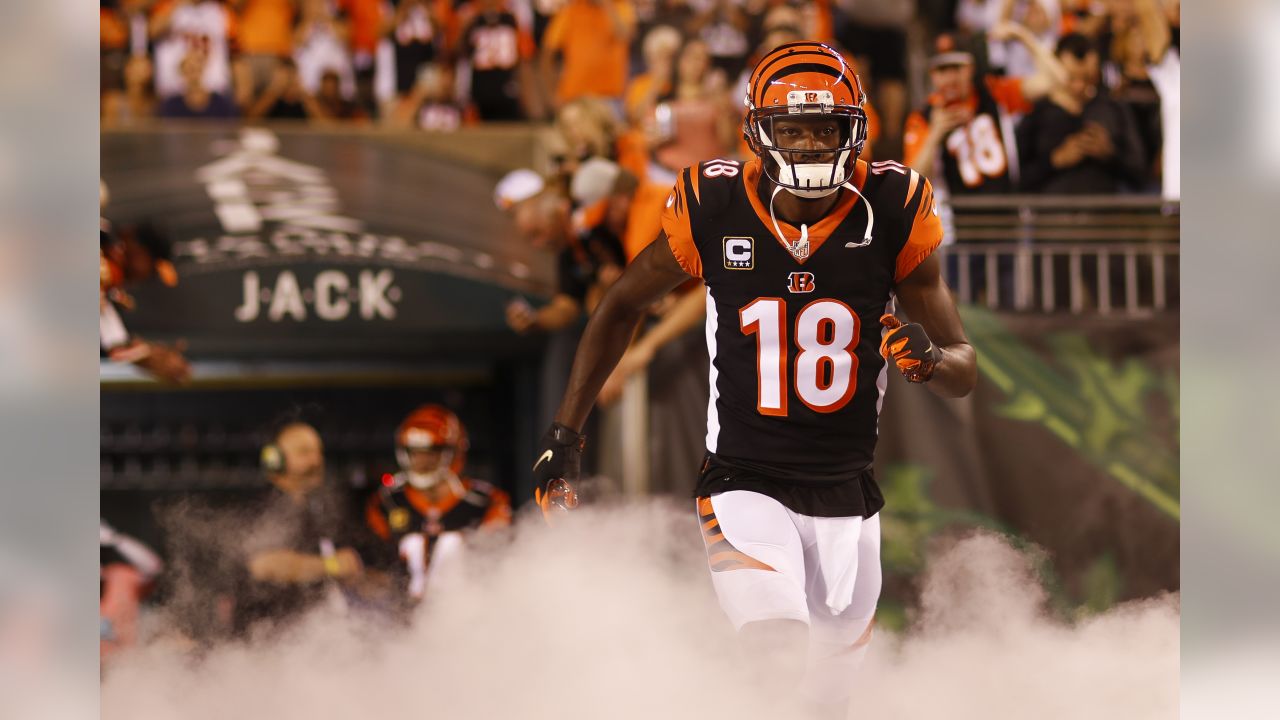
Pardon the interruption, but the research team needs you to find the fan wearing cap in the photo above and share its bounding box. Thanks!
[903,23,1066,194]
[365,405,510,601]
[528,41,976,718]
[495,168,627,334]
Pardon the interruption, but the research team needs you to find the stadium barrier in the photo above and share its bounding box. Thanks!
[943,195,1180,316]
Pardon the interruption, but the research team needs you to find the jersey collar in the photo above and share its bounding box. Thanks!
[742,158,869,264]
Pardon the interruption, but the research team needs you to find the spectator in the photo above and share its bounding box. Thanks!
[230,420,369,636]
[692,0,751,79]
[100,181,192,385]
[150,0,237,104]
[100,520,164,662]
[294,0,357,102]
[552,97,622,181]
[246,59,327,120]
[501,182,625,333]
[100,1,131,126]
[1016,32,1147,193]
[532,0,568,47]
[623,24,681,129]
[569,156,667,262]
[364,405,510,603]
[1135,0,1178,198]
[388,63,468,130]
[835,0,913,154]
[315,68,367,121]
[540,0,636,110]
[458,0,536,121]
[156,48,240,119]
[231,0,298,109]
[903,24,1065,194]
[616,25,681,182]
[648,37,737,179]
[337,0,389,117]
[956,0,1002,36]
[1098,0,1162,172]
[122,52,158,122]
[634,0,696,49]
[990,0,1064,79]
[391,0,442,103]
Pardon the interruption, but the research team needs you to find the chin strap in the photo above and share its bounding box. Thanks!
[768,184,810,259]
[841,180,874,247]
[768,181,875,258]
[407,470,465,497]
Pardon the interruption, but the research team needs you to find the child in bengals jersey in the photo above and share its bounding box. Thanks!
[366,405,510,602]
[531,42,976,718]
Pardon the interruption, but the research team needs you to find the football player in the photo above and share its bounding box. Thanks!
[531,42,977,717]
[367,405,511,600]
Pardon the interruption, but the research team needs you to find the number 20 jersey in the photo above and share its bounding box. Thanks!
[661,157,943,516]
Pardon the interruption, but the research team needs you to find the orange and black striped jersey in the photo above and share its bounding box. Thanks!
[903,76,1029,194]
[661,157,943,517]
[365,474,511,544]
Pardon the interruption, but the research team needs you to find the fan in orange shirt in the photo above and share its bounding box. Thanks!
[540,0,635,107]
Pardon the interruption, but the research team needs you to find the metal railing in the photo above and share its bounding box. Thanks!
[943,195,1180,316]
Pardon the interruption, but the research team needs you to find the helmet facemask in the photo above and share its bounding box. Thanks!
[398,445,456,489]
[746,90,868,199]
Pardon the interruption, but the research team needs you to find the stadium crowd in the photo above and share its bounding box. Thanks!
[101,0,1179,194]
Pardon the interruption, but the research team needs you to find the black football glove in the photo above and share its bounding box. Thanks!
[879,314,942,383]
[532,422,584,521]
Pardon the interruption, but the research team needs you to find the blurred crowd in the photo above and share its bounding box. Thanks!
[101,0,1180,196]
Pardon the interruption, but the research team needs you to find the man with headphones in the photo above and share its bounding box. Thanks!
[231,419,369,634]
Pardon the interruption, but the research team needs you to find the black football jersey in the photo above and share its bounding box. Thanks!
[661,157,943,517]
[462,11,525,120]
[912,76,1028,195]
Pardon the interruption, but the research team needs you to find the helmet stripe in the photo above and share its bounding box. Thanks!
[760,63,858,105]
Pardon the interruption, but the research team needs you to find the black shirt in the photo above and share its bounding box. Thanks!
[556,225,626,304]
[230,485,363,636]
[1016,93,1149,194]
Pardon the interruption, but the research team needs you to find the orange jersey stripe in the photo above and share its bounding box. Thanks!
[661,169,702,277]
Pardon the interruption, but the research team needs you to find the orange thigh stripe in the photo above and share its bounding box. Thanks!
[695,496,776,573]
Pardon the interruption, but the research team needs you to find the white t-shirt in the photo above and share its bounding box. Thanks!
[152,2,233,98]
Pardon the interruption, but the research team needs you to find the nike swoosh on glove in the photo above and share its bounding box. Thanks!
[532,422,584,521]
[879,314,942,383]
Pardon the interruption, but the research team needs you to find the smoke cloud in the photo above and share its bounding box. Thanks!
[102,501,1177,720]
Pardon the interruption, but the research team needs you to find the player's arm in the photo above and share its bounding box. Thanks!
[554,233,692,430]
[891,254,977,398]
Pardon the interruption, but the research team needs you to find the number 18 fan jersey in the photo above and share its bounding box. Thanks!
[662,157,943,517]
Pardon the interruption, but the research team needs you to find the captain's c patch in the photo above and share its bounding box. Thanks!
[723,237,754,270]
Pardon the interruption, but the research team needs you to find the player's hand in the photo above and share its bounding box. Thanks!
[531,423,584,522]
[879,314,942,383]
